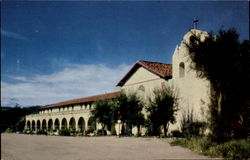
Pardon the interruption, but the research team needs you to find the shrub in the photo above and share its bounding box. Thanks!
[96,129,107,136]
[36,130,48,135]
[208,139,250,159]
[171,137,250,159]
[198,137,216,153]
[171,130,182,137]
[70,129,77,136]
[5,128,14,133]
[180,108,207,137]
[59,129,71,136]
[170,138,186,146]
[85,129,94,135]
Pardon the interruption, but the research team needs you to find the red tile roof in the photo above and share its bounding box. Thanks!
[40,91,121,109]
[138,61,172,77]
[117,60,172,86]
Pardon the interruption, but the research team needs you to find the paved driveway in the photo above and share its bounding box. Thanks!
[2,133,209,160]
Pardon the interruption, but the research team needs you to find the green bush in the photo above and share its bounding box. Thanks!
[208,139,250,159]
[5,128,14,133]
[171,137,250,159]
[198,137,216,153]
[36,130,48,135]
[85,129,95,135]
[171,130,182,137]
[96,129,107,136]
[182,122,206,137]
[59,129,71,136]
[170,138,186,146]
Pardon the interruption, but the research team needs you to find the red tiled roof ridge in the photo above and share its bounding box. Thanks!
[138,60,169,64]
[41,91,121,109]
[116,60,172,86]
[138,60,172,77]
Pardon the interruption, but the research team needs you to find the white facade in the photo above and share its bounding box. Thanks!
[25,29,211,135]
[169,29,211,131]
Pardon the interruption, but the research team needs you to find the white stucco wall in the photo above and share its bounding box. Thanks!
[169,30,211,132]
[120,66,171,135]
[121,67,170,101]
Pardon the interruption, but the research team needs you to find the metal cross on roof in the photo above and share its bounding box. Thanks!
[193,18,199,29]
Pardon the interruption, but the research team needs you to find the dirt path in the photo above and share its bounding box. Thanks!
[1,133,209,160]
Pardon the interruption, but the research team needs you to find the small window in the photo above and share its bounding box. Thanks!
[179,62,185,78]
[138,85,145,92]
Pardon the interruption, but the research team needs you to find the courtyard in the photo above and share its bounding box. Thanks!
[1,133,210,160]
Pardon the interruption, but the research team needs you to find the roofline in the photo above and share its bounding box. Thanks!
[40,91,121,110]
[116,61,140,86]
[116,60,172,86]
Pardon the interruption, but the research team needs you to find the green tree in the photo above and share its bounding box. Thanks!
[114,93,145,135]
[146,86,178,136]
[91,99,114,135]
[1,104,39,133]
[185,28,250,142]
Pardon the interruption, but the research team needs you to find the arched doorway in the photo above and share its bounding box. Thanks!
[37,120,41,131]
[78,117,85,135]
[42,119,47,131]
[32,120,36,131]
[69,117,76,131]
[48,119,53,131]
[54,119,60,131]
[61,118,67,130]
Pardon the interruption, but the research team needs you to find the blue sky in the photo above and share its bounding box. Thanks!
[1,1,249,107]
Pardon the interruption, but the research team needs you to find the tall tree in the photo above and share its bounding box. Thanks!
[91,99,114,135]
[114,93,145,135]
[146,86,178,136]
[185,28,250,141]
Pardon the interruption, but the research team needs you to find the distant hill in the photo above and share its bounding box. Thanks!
[1,106,40,133]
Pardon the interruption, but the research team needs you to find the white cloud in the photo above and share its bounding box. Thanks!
[1,63,131,107]
[1,30,28,41]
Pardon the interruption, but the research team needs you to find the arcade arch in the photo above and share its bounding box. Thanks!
[32,120,36,131]
[42,119,47,130]
[61,118,67,130]
[37,120,41,130]
[78,117,85,132]
[48,119,53,131]
[54,119,60,130]
[69,117,76,131]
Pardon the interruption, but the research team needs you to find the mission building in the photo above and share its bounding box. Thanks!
[25,29,210,135]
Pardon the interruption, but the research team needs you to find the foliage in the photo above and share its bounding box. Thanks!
[85,129,95,135]
[146,86,178,136]
[185,28,250,141]
[180,108,206,137]
[36,130,48,135]
[59,129,71,136]
[207,139,250,159]
[113,93,145,135]
[170,137,250,159]
[91,98,114,135]
[1,105,40,133]
[171,130,182,137]
[96,129,107,136]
